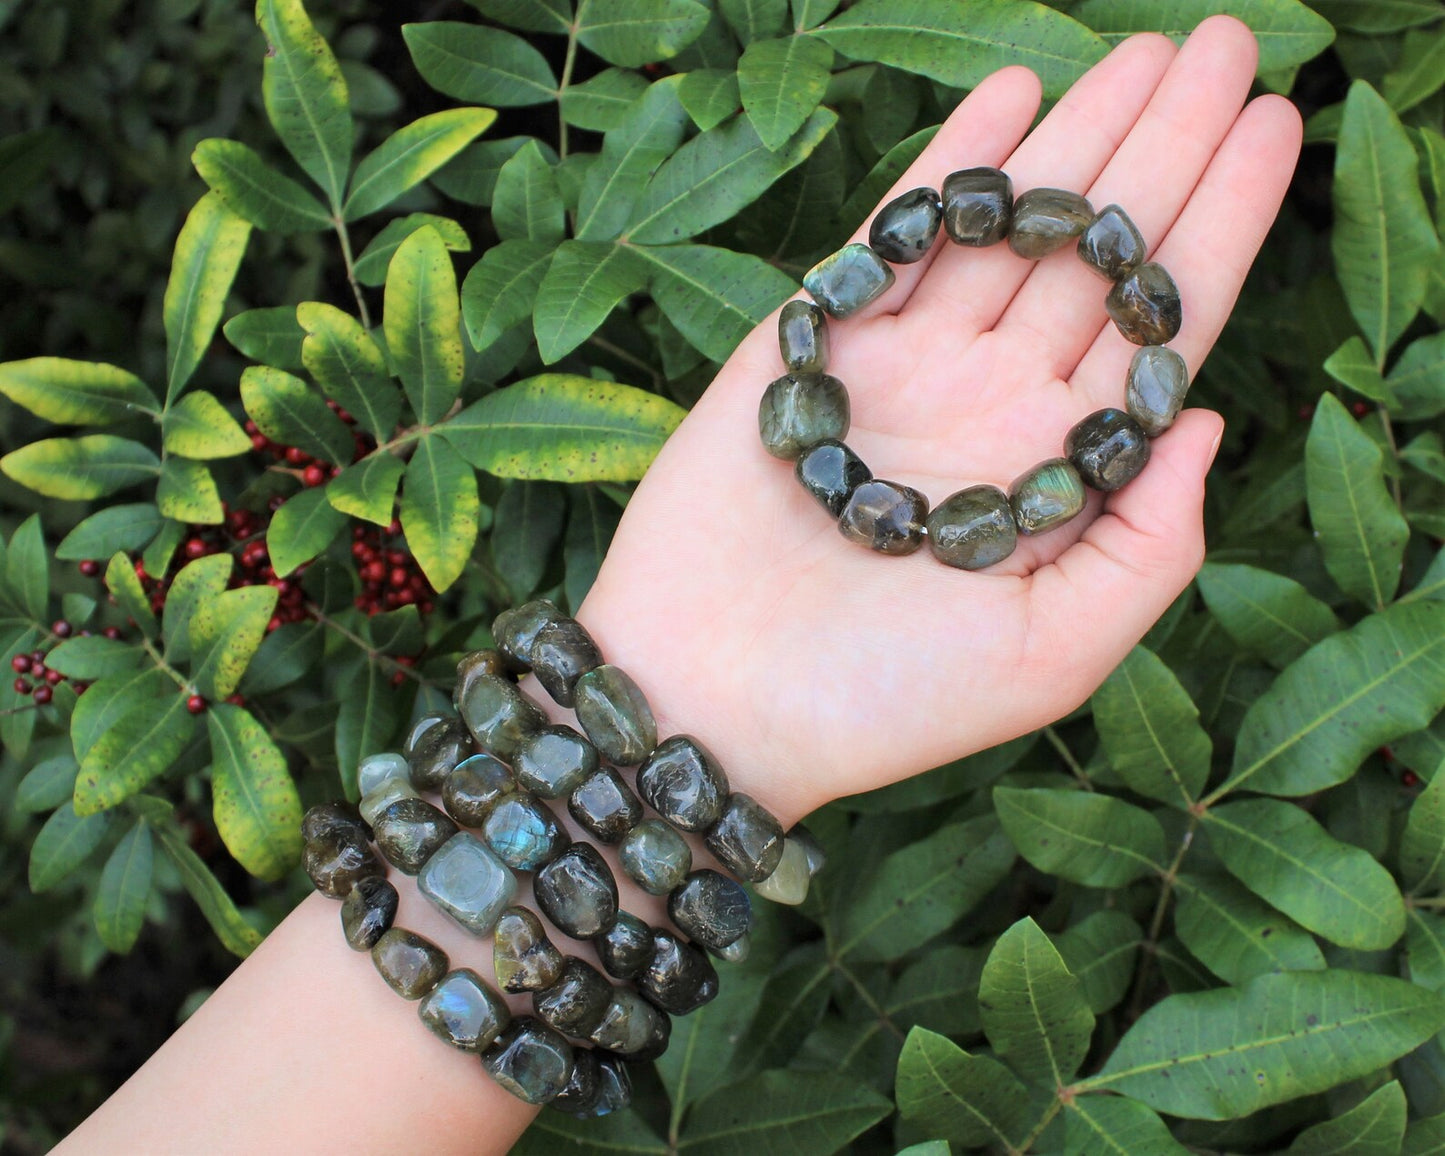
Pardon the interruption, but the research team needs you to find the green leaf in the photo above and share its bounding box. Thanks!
[162,391,251,459]
[143,518,185,586]
[639,243,797,362]
[1403,764,1445,894]
[191,138,331,232]
[326,452,404,526]
[156,457,223,525]
[163,554,233,663]
[1092,645,1211,809]
[1065,1095,1188,1155]
[1405,1112,1445,1156]
[29,802,111,891]
[0,357,158,424]
[16,754,79,814]
[681,1070,891,1154]
[224,307,307,371]
[401,437,478,593]
[1310,0,1443,32]
[560,68,650,131]
[1386,27,1445,114]
[5,514,47,621]
[240,365,355,467]
[460,238,553,353]
[444,373,686,482]
[563,486,620,612]
[1172,872,1325,986]
[335,660,398,792]
[344,108,497,221]
[1333,81,1438,361]
[1206,798,1405,950]
[268,487,348,577]
[720,0,788,42]
[895,1027,1030,1149]
[74,694,196,814]
[402,23,556,106]
[679,69,742,131]
[208,704,302,880]
[431,135,540,207]
[156,824,263,957]
[103,554,158,643]
[2,435,159,500]
[70,668,170,761]
[492,480,566,602]
[1196,561,1341,669]
[384,226,464,425]
[577,77,690,241]
[994,786,1164,888]
[1286,1080,1406,1155]
[1387,332,1445,420]
[514,1114,666,1154]
[979,916,1095,1085]
[256,0,351,209]
[492,141,564,246]
[240,623,322,696]
[532,241,649,361]
[93,821,153,953]
[889,946,985,1034]
[352,213,470,288]
[56,504,163,562]
[45,636,144,681]
[296,302,401,443]
[1324,335,1394,404]
[576,0,711,67]
[190,586,280,700]
[738,34,832,151]
[164,191,252,402]
[467,0,571,34]
[1403,431,1445,484]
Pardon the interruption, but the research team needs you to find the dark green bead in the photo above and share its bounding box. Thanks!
[492,599,566,672]
[839,479,928,555]
[1078,203,1146,281]
[550,1048,602,1116]
[407,717,473,791]
[374,797,459,875]
[340,875,397,950]
[668,869,751,951]
[403,713,448,758]
[869,186,943,264]
[568,766,643,844]
[639,930,719,1016]
[758,372,851,461]
[516,725,599,799]
[710,933,750,964]
[1126,345,1189,436]
[926,484,1017,570]
[494,906,565,994]
[417,832,517,936]
[535,843,619,939]
[454,648,512,708]
[303,825,383,898]
[588,1056,634,1116]
[755,837,811,905]
[1106,262,1181,346]
[301,801,366,845]
[1066,407,1152,491]
[371,928,448,999]
[442,752,516,827]
[795,824,827,877]
[620,818,692,895]
[589,987,667,1056]
[597,911,653,980]
[778,299,829,374]
[482,1017,575,1105]
[482,792,568,872]
[418,968,510,1052]
[531,618,602,708]
[705,792,785,882]
[359,778,420,827]
[942,167,1012,246]
[533,957,612,1038]
[802,242,896,319]
[1008,188,1093,259]
[458,671,547,760]
[1009,458,1086,535]
[629,1004,672,1062]
[638,735,730,832]
[574,665,656,766]
[795,438,871,517]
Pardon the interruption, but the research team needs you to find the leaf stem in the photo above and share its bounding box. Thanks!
[557,20,580,161]
[831,958,905,1041]
[1126,817,1198,1021]
[333,218,374,331]
[586,334,664,391]
[305,604,439,688]
[1012,1096,1064,1155]
[1379,404,1403,510]
[1043,725,1092,791]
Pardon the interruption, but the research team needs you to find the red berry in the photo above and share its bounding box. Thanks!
[396,655,416,668]
[268,496,284,512]
[420,600,434,615]
[184,537,208,560]
[1404,770,1422,787]
[75,683,88,696]
[186,694,207,714]
[11,655,30,674]
[32,685,52,705]
[29,651,43,666]
[133,559,147,581]
[267,615,283,633]
[302,463,325,487]
[1352,400,1370,417]
[362,560,386,583]
[79,559,100,577]
[13,677,30,694]
[52,620,72,638]
[389,567,408,588]
[102,626,120,640]
[387,549,406,567]
[284,445,309,465]
[226,693,245,706]
[244,419,258,434]
[386,519,402,538]
[390,670,407,687]
[250,433,269,453]
[394,588,416,606]
[336,408,354,425]
[44,668,62,685]
[353,525,368,541]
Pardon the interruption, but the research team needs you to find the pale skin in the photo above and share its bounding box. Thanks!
[58,17,1302,1155]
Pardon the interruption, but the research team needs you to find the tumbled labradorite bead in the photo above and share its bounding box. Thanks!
[668,869,751,951]
[441,752,516,827]
[1066,408,1152,492]
[638,735,730,832]
[706,792,785,882]
[374,797,459,875]
[417,832,517,936]
[1106,262,1182,346]
[482,1017,575,1106]
[454,648,512,710]
[304,826,384,898]
[360,777,420,827]
[778,299,829,374]
[639,930,719,1016]
[550,1048,602,1117]
[758,372,851,462]
[1009,188,1094,259]
[340,875,398,949]
[357,752,408,797]
[483,792,568,872]
[302,801,365,844]
[803,242,896,319]
[568,767,643,844]
[573,665,656,766]
[943,167,1012,246]
[1078,203,1146,281]
[1010,458,1087,536]
[754,837,812,906]
[403,713,447,758]
[794,824,827,876]
[531,618,603,708]
[418,968,511,1052]
[371,928,448,999]
[555,1052,634,1118]
[926,484,1017,570]
[515,725,599,799]
[407,717,473,791]
[534,957,612,1038]
[493,599,566,672]
[1126,345,1189,436]
[589,987,667,1056]
[795,438,871,517]
[711,933,750,964]
[535,842,619,940]
[494,906,565,994]
[839,479,929,555]
[458,672,547,761]
[597,911,653,980]
[869,186,943,264]
[619,818,693,895]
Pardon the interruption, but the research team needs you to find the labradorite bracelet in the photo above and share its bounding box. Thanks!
[762,169,1191,567]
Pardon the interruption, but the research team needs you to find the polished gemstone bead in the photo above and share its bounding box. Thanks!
[535,843,619,939]
[758,372,851,461]
[794,823,827,876]
[597,911,653,980]
[531,618,603,707]
[1066,408,1152,492]
[754,837,812,905]
[515,725,599,799]
[403,713,448,758]
[482,1017,574,1105]
[795,438,872,517]
[1008,188,1093,259]
[550,1048,602,1116]
[1126,345,1190,436]
[926,484,1017,570]
[417,832,517,936]
[706,792,785,882]
[407,717,473,791]
[638,735,730,832]
[668,869,751,950]
[639,930,719,1016]
[494,907,565,993]
[482,793,568,872]
[589,987,667,1056]
[534,957,612,1038]
[1106,262,1182,346]
[619,819,692,895]
[778,299,829,374]
[803,242,896,319]
[371,928,447,999]
[303,826,383,898]
[374,797,459,875]
[586,1055,634,1116]
[1078,204,1146,281]
[442,752,516,827]
[839,479,928,555]
[418,968,510,1052]
[340,875,398,949]
[357,751,408,797]
[458,672,547,760]
[1010,458,1087,535]
[574,665,656,766]
[301,800,365,844]
[360,777,420,827]
[942,167,1012,246]
[492,599,566,672]
[454,648,513,709]
[869,186,943,264]
[630,1004,673,1062]
[568,767,644,844]
[711,933,750,964]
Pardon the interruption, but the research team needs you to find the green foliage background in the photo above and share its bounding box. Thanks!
[7,0,1445,1151]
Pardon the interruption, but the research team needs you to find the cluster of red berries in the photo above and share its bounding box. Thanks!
[350,521,435,621]
[243,400,376,488]
[10,620,112,704]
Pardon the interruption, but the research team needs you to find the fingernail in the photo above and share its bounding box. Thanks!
[1207,424,1224,469]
